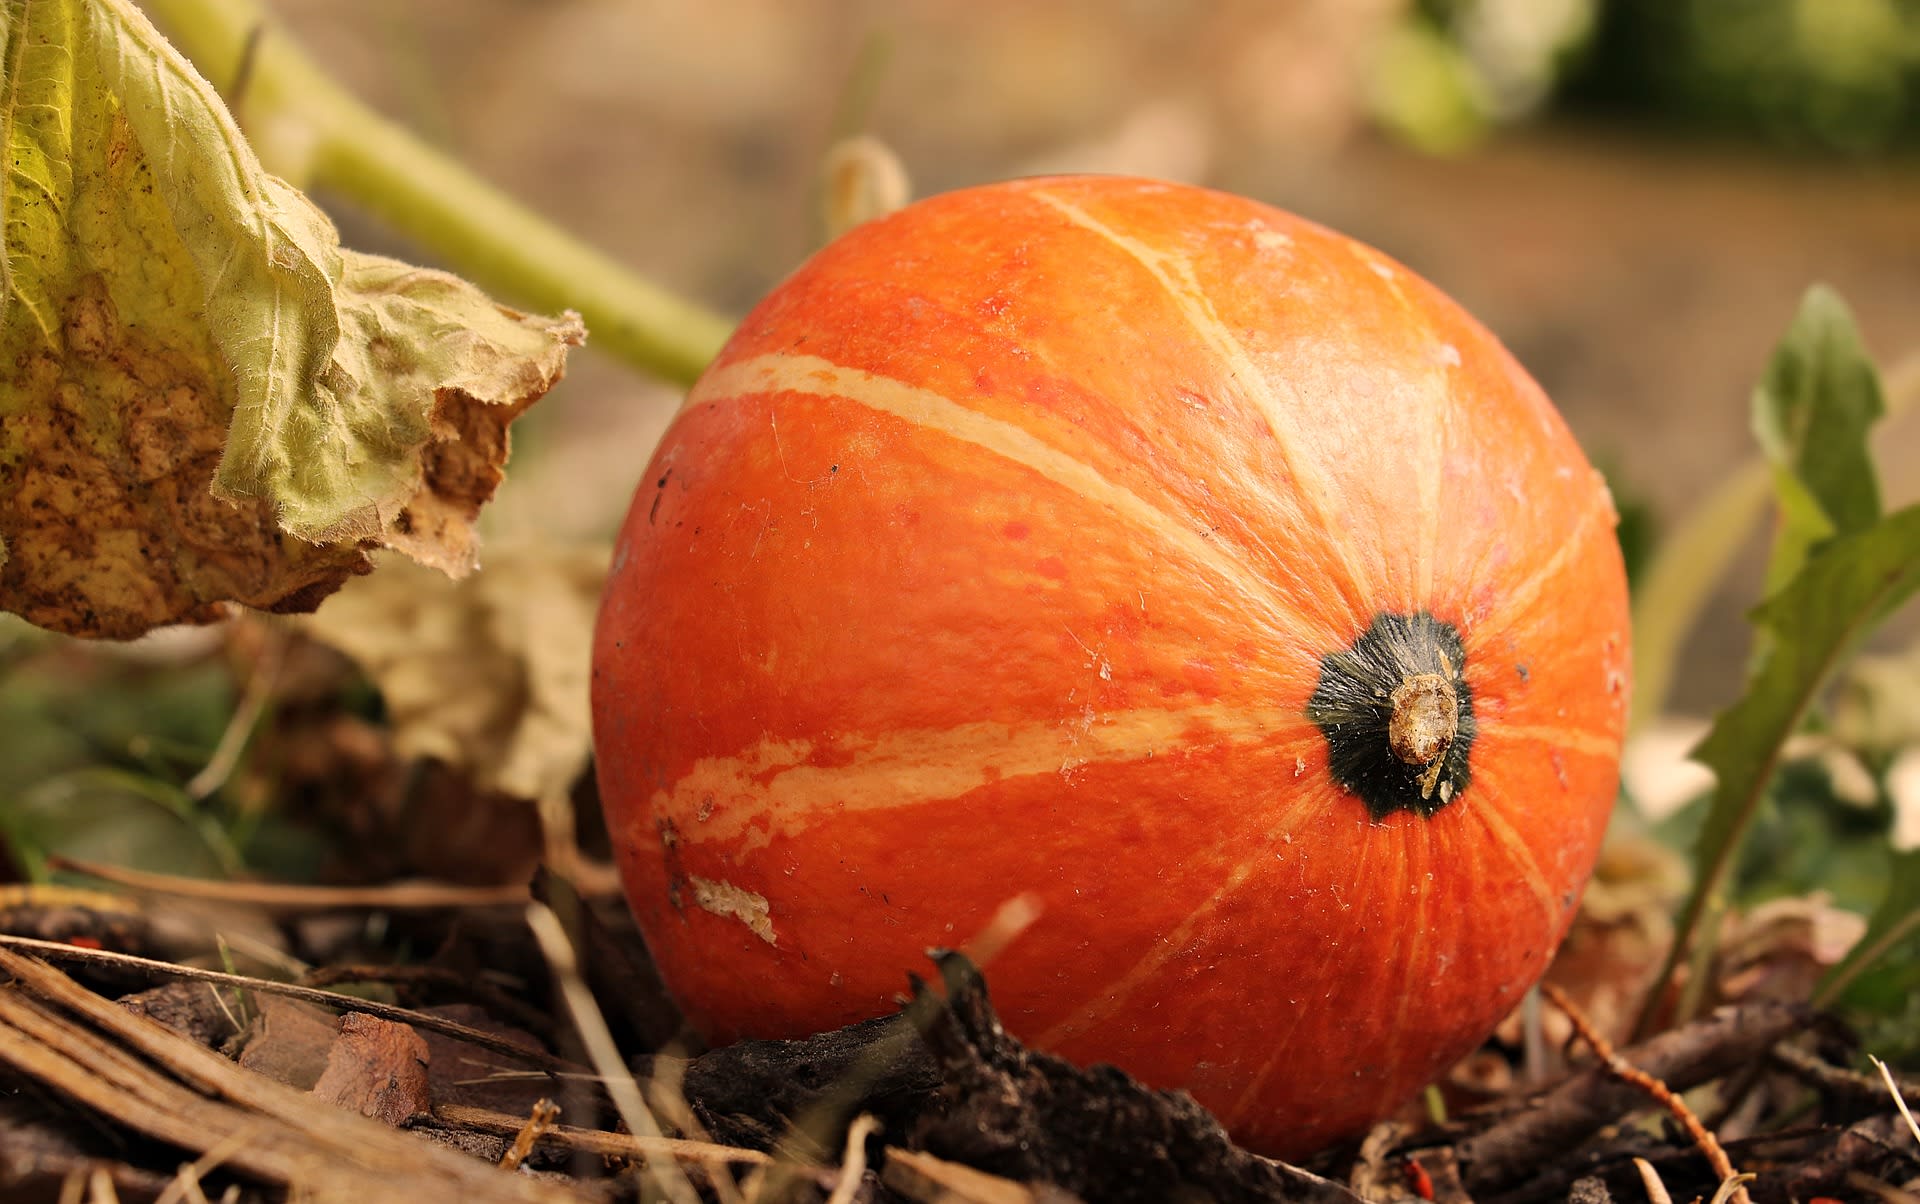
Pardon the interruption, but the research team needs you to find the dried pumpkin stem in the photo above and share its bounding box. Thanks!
[1388,672,1457,770]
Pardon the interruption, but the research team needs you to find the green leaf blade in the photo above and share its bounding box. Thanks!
[1636,503,1920,1037]
[1752,284,1886,589]
[1695,505,1920,858]
[1817,847,1920,1009]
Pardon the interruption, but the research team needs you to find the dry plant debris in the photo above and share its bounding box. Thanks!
[301,544,609,803]
[4,890,1920,1203]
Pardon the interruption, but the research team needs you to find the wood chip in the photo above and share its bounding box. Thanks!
[310,1013,431,1126]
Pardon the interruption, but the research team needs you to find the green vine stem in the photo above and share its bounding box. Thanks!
[138,0,736,386]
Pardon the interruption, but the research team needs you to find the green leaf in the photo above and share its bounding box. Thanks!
[1633,503,1920,1037]
[1815,847,1920,1009]
[1696,504,1920,873]
[0,0,583,639]
[1752,285,1885,591]
[7,767,242,881]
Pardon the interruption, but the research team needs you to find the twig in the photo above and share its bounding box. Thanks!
[0,950,574,1202]
[1544,984,1749,1204]
[48,855,536,909]
[1769,1043,1920,1111]
[1706,1173,1756,1204]
[524,901,704,1204]
[203,982,244,1039]
[298,962,553,1037]
[0,934,574,1075]
[156,1162,212,1204]
[1873,1055,1920,1147]
[497,1099,559,1171]
[1846,1171,1920,1204]
[152,1125,258,1204]
[431,1102,772,1167]
[1633,1157,1673,1204]
[958,893,1042,968]
[1457,999,1804,1192]
[639,1053,748,1204]
[88,1166,120,1204]
[880,1148,1040,1204]
[826,1114,881,1204]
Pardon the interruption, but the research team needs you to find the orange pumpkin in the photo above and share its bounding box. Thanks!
[592,176,1630,1157]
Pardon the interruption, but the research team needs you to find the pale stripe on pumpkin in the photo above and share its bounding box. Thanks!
[1379,816,1437,1119]
[689,352,1300,630]
[1343,243,1456,615]
[1462,796,1563,931]
[1031,774,1343,1050]
[1026,188,1377,614]
[1222,822,1387,1124]
[1475,487,1608,632]
[657,701,1317,853]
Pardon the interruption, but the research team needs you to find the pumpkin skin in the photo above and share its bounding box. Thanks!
[592,176,1630,1158]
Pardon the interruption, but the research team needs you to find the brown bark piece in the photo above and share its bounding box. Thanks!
[310,1012,431,1127]
[0,946,574,1203]
[119,980,242,1049]
[237,996,340,1091]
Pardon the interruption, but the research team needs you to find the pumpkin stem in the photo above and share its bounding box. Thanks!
[1387,673,1458,800]
[1306,611,1475,820]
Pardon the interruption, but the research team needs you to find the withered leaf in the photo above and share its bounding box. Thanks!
[0,0,583,638]
[303,545,608,802]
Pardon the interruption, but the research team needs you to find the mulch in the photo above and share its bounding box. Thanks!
[0,872,1914,1204]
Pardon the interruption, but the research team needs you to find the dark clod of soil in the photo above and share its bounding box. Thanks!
[901,949,1364,1204]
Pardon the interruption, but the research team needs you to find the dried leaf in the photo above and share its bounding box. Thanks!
[303,545,608,801]
[0,0,583,638]
[1716,893,1867,1005]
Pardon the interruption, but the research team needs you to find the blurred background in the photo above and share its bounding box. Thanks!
[254,0,1920,713]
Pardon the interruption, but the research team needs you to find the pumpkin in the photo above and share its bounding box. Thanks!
[591,176,1630,1158]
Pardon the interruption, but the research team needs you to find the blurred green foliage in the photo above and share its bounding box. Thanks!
[1379,0,1920,154]
[0,620,241,881]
